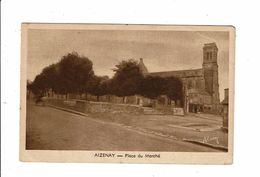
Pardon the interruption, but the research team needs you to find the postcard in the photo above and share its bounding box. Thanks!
[20,23,235,164]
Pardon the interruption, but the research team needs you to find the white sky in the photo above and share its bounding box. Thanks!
[27,29,229,100]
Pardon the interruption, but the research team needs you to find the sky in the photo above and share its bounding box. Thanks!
[27,29,229,100]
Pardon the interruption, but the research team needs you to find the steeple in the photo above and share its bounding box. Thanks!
[202,42,220,105]
[138,58,148,75]
[203,42,218,64]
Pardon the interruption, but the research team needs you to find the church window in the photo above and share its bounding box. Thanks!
[206,52,212,60]
[196,80,201,89]
[188,80,192,89]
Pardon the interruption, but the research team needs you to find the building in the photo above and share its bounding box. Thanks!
[221,88,229,131]
[139,42,220,113]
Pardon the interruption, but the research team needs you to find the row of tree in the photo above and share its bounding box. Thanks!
[27,52,183,103]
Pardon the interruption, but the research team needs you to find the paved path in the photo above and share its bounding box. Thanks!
[26,101,220,152]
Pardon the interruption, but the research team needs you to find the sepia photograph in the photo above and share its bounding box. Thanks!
[20,24,234,163]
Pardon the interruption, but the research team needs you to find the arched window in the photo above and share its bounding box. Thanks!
[207,52,212,60]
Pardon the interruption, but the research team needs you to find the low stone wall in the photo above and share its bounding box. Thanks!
[46,98,144,115]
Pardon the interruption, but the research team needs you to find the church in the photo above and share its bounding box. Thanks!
[138,42,220,114]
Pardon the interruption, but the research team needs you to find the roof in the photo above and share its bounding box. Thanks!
[148,68,203,78]
[203,42,218,50]
[188,89,211,96]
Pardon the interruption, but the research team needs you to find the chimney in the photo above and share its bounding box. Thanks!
[224,88,229,99]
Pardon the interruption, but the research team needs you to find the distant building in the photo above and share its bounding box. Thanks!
[139,43,220,113]
[221,88,229,131]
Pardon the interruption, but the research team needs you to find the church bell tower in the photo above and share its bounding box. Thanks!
[202,43,220,105]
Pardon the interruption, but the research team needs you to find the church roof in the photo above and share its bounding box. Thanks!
[138,58,203,78]
[149,68,203,78]
[187,89,211,96]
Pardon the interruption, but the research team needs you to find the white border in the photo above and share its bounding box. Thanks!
[2,0,260,177]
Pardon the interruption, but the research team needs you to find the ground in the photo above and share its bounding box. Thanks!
[26,100,227,152]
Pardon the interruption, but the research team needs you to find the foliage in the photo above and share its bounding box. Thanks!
[139,76,183,104]
[110,59,144,97]
[164,77,183,101]
[139,76,167,99]
[58,52,94,94]
[87,75,109,97]
[30,52,95,96]
[30,54,183,104]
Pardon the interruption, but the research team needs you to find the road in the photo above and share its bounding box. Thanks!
[26,101,219,152]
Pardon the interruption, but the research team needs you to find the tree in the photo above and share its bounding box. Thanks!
[139,76,183,105]
[27,80,33,90]
[41,64,59,93]
[27,80,33,99]
[30,63,61,96]
[110,59,144,97]
[139,76,167,99]
[164,77,183,106]
[30,73,47,95]
[30,52,95,98]
[88,76,109,101]
[58,52,95,95]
